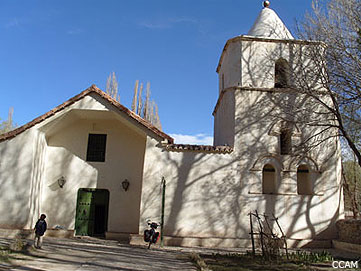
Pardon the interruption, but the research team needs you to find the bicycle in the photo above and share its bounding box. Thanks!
[143,220,160,249]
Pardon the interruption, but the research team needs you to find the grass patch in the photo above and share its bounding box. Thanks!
[189,252,210,271]
[0,245,12,263]
[200,251,335,271]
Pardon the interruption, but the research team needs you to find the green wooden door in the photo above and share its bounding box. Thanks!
[75,189,109,236]
[75,189,95,236]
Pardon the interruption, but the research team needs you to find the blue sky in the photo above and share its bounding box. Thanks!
[0,0,313,144]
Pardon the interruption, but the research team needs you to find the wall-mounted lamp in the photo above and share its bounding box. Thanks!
[122,179,130,191]
[57,176,66,188]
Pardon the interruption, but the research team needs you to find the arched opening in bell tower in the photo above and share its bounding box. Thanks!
[275,58,290,88]
[262,164,276,194]
[297,165,312,195]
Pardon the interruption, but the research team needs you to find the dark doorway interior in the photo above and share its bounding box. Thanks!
[94,205,106,235]
[75,188,109,237]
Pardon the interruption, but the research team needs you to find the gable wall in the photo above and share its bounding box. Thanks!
[0,93,152,234]
[42,116,146,234]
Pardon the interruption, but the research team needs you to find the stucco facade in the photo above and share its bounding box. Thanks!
[0,5,343,248]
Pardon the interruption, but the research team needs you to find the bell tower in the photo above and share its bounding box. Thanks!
[213,1,298,147]
[212,1,342,242]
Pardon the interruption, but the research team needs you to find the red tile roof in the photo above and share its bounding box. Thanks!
[0,85,174,143]
[165,144,233,154]
[0,85,234,154]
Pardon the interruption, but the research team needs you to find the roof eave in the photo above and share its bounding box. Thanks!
[216,35,326,73]
[0,85,174,144]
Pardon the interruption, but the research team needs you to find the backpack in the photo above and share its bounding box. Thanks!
[144,230,151,242]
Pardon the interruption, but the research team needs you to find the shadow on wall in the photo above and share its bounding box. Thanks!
[42,114,147,234]
[140,37,342,248]
[0,130,42,229]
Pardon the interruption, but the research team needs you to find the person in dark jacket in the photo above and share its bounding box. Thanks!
[34,214,47,249]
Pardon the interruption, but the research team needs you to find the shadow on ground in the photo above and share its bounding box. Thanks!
[0,237,197,271]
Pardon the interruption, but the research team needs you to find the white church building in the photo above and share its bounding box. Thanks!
[0,3,343,248]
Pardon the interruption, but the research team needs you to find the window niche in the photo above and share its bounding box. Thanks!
[297,165,313,195]
[275,58,290,88]
[262,164,276,194]
[280,128,292,155]
[86,134,107,162]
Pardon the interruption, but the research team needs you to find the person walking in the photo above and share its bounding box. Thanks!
[34,214,47,249]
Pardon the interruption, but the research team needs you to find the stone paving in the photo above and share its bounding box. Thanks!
[0,237,197,271]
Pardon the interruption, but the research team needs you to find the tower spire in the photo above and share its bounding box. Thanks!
[248,1,294,39]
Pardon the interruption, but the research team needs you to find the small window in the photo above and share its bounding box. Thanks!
[275,58,290,88]
[86,134,107,162]
[280,129,292,155]
[262,164,276,194]
[297,165,312,195]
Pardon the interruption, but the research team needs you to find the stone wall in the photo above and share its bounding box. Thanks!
[336,219,361,245]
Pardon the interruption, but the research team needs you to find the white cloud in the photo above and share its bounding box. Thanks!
[169,133,213,145]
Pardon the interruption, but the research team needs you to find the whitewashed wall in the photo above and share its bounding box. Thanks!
[0,129,38,229]
[141,129,342,247]
[42,116,146,233]
[140,37,342,247]
[0,93,149,235]
[213,90,235,147]
[39,94,148,234]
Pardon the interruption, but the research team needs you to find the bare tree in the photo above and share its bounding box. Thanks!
[130,81,162,130]
[0,107,15,134]
[297,0,361,166]
[104,72,163,130]
[292,0,361,217]
[342,158,361,217]
[106,72,120,102]
[154,102,162,131]
[137,82,143,116]
[131,80,139,112]
[143,82,151,120]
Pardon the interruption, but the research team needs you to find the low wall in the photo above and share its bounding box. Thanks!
[336,219,361,245]
[332,240,361,255]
